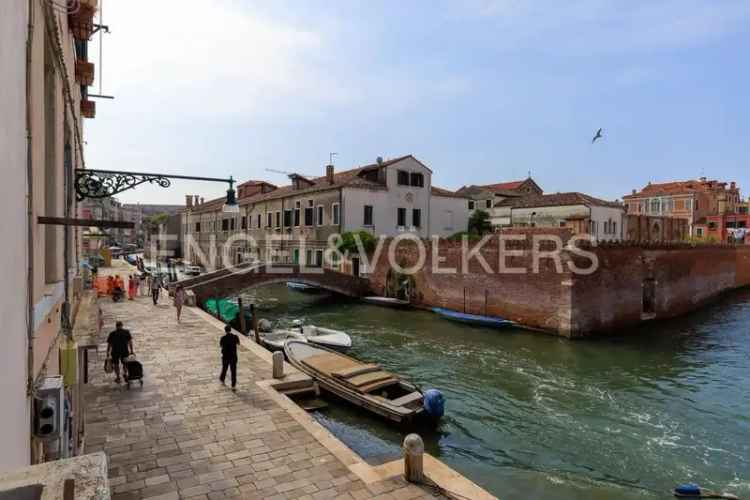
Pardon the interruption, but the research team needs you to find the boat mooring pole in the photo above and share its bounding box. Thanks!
[403,434,424,483]
[238,297,246,334]
[251,304,260,344]
[272,351,284,379]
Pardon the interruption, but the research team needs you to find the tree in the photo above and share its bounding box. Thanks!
[468,209,492,235]
[337,231,377,255]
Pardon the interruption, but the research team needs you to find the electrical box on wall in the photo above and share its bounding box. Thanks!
[33,376,64,441]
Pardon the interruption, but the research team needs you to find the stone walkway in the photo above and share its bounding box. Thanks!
[84,293,440,500]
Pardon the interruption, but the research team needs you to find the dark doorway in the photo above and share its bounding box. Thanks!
[352,257,360,277]
[642,278,656,318]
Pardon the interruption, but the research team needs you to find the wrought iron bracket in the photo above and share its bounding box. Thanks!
[74,169,235,202]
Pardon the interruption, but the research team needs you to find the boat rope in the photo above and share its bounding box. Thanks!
[413,476,474,500]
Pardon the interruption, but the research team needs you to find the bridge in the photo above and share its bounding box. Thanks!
[175,263,372,306]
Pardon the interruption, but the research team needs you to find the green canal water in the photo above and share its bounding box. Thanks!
[237,284,750,500]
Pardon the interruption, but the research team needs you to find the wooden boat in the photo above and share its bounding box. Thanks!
[286,282,320,293]
[362,296,411,308]
[284,341,427,423]
[432,307,514,328]
[277,325,352,352]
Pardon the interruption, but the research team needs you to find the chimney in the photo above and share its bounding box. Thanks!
[631,189,636,195]
[700,176,707,183]
[200,197,205,204]
[731,181,736,190]
[326,164,335,185]
[193,195,200,206]
[185,195,193,208]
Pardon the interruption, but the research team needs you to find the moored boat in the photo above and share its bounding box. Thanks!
[279,324,352,352]
[362,296,411,308]
[284,341,444,424]
[286,282,320,293]
[432,307,513,328]
[259,330,306,351]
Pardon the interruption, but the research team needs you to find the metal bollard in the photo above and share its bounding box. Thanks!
[272,351,284,379]
[403,433,424,483]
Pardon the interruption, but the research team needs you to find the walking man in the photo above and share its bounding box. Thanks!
[106,321,134,384]
[219,324,240,391]
[150,273,162,305]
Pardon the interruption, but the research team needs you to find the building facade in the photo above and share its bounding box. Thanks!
[458,177,543,220]
[492,192,626,241]
[623,178,741,235]
[1,0,98,471]
[180,156,469,271]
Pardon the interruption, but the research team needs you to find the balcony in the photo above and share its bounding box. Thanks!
[80,99,96,119]
[74,60,95,86]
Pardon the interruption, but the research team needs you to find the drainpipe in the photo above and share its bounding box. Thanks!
[25,0,36,462]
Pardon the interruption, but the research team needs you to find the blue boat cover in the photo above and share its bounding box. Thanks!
[674,484,701,495]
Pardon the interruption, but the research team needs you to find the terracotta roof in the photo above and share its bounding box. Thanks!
[624,179,737,199]
[189,155,417,213]
[496,192,623,209]
[457,185,522,198]
[431,186,468,199]
[482,180,526,191]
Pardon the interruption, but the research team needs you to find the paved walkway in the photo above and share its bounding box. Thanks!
[84,292,440,500]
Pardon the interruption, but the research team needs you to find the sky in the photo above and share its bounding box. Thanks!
[85,0,750,205]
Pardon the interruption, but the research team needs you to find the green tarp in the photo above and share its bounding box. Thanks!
[204,298,239,322]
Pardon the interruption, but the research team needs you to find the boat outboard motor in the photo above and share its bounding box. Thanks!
[423,389,445,419]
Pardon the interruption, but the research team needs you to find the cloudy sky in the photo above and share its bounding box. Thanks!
[85,0,750,205]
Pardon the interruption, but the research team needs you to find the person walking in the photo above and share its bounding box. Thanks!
[128,274,138,300]
[106,321,134,384]
[219,324,240,391]
[174,284,185,323]
[150,273,162,305]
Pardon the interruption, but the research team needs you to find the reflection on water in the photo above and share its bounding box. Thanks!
[237,284,750,500]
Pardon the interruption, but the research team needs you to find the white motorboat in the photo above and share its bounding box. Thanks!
[278,321,352,352]
[258,330,306,352]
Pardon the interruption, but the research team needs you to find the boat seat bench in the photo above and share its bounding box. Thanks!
[389,392,423,407]
[332,364,381,379]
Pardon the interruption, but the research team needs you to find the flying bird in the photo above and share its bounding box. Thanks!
[591,128,604,144]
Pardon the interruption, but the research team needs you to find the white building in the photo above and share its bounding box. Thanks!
[492,192,625,241]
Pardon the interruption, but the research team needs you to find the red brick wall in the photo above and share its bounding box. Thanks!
[368,236,750,337]
[368,233,575,333]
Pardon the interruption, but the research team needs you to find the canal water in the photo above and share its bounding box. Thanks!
[237,284,750,500]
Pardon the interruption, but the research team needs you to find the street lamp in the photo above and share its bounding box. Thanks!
[74,169,239,209]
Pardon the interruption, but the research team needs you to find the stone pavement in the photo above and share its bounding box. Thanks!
[84,293,442,500]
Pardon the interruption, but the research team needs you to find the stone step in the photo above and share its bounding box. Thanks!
[279,385,317,398]
[271,373,314,392]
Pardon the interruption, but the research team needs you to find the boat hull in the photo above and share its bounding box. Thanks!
[432,307,513,328]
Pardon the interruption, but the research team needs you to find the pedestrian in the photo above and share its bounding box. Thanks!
[139,272,148,296]
[174,284,185,323]
[106,320,134,384]
[128,274,138,300]
[219,324,240,391]
[150,273,162,305]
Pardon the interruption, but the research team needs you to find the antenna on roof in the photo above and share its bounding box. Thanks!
[528,170,531,178]
[329,152,337,165]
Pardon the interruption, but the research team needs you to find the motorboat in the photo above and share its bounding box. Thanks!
[432,307,514,328]
[258,330,306,351]
[281,323,352,352]
[284,341,444,424]
[286,282,320,293]
[362,296,411,308]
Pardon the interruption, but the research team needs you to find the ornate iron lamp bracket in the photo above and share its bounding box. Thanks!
[74,169,235,202]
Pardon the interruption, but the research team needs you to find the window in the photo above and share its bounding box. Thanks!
[696,228,704,237]
[275,211,281,228]
[410,172,424,187]
[468,200,475,210]
[559,221,566,228]
[364,205,373,226]
[612,222,617,235]
[397,208,407,227]
[397,170,410,186]
[412,208,421,228]
[486,199,492,209]
[283,210,292,227]
[241,216,246,230]
[332,203,340,225]
[316,250,324,268]
[308,199,314,207]
[230,218,235,231]
[256,214,261,228]
[294,205,300,226]
[267,212,272,228]
[195,222,201,232]
[317,205,324,226]
[222,219,229,231]
[304,205,314,226]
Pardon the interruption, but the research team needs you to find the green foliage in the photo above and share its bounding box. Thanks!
[337,231,377,255]
[468,209,492,235]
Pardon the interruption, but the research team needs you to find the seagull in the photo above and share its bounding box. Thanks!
[591,128,604,144]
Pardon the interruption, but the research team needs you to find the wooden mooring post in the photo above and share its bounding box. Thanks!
[238,297,246,334]
[251,304,260,344]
